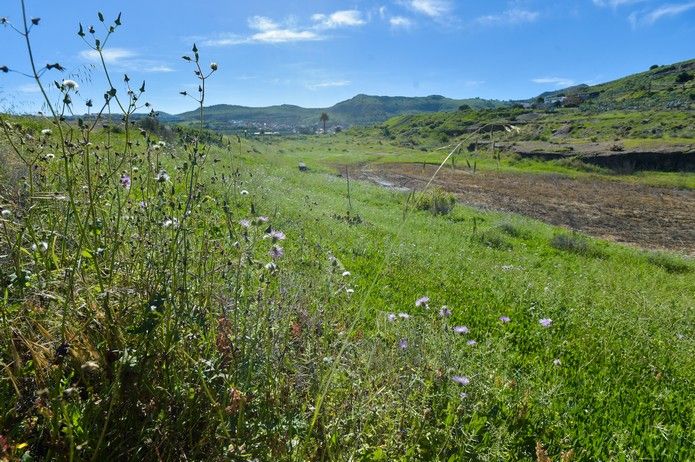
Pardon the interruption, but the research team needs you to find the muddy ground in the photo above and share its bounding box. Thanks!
[354,163,695,255]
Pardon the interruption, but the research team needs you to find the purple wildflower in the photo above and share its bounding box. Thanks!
[453,326,469,334]
[267,229,286,241]
[451,375,470,386]
[499,316,511,324]
[467,339,477,346]
[539,318,553,328]
[387,313,397,322]
[459,392,468,399]
[120,173,131,190]
[397,312,410,320]
[398,338,408,350]
[415,296,430,308]
[269,245,284,260]
[439,306,452,318]
[256,216,269,224]
[239,219,251,229]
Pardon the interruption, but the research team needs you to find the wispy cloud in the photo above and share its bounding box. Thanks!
[593,0,646,7]
[142,65,174,73]
[532,77,576,87]
[79,48,136,65]
[390,16,415,28]
[18,83,42,94]
[79,48,172,73]
[477,8,539,25]
[312,10,366,29]
[400,0,452,18]
[306,80,351,90]
[628,1,695,26]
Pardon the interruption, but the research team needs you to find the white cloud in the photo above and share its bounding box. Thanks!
[312,10,366,29]
[477,9,539,25]
[629,1,695,26]
[205,10,366,47]
[532,77,576,87]
[79,48,136,65]
[379,6,388,19]
[390,16,415,28]
[307,80,351,90]
[402,0,451,18]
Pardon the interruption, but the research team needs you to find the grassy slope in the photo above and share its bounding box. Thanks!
[531,58,695,111]
[239,135,695,459]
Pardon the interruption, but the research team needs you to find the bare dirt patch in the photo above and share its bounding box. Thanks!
[355,163,695,255]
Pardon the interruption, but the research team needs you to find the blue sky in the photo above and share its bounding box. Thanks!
[2,0,695,114]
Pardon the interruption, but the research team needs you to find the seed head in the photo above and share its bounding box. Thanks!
[62,79,79,90]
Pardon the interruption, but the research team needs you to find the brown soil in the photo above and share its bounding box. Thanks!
[355,163,695,255]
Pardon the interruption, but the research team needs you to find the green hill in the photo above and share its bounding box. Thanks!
[526,59,695,111]
[173,94,507,132]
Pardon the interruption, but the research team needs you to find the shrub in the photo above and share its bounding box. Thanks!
[493,221,530,239]
[551,233,604,258]
[477,228,513,250]
[646,251,692,274]
[414,188,456,215]
[675,72,693,84]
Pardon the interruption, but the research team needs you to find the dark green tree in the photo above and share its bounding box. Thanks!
[320,112,329,133]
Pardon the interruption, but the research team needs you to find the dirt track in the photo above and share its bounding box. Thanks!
[355,163,695,255]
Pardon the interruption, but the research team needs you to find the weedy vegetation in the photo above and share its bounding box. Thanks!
[1,2,694,461]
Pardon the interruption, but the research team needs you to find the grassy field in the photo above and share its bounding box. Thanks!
[1,111,694,460]
[256,132,695,190]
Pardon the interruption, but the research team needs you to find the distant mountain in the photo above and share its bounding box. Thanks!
[172,94,508,132]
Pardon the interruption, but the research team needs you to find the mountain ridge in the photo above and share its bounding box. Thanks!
[162,58,695,132]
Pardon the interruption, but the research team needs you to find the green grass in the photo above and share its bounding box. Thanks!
[2,113,694,461]
[251,132,695,189]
